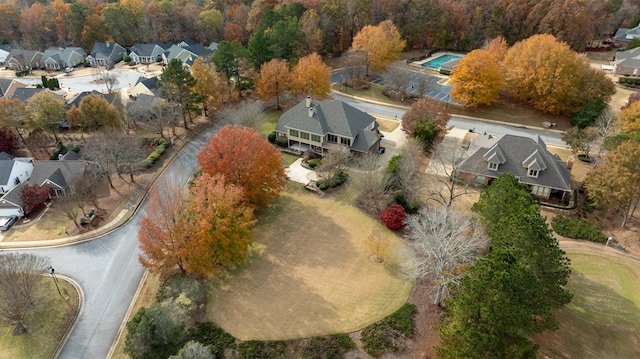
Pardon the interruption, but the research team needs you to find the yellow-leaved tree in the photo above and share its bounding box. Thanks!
[619,101,640,137]
[502,34,614,116]
[291,52,332,99]
[351,20,405,75]
[449,49,503,107]
[255,58,291,110]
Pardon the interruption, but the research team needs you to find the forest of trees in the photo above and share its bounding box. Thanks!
[0,0,638,55]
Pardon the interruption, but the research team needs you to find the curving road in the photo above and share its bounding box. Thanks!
[5,125,220,359]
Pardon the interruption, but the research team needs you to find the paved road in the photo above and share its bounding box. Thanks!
[6,125,219,359]
[331,92,566,147]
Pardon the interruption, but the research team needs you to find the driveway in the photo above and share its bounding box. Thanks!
[15,69,142,94]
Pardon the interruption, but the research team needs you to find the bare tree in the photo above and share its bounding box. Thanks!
[344,49,368,87]
[386,138,423,195]
[404,207,488,306]
[83,131,143,184]
[112,95,136,135]
[95,67,118,94]
[353,153,387,215]
[219,101,264,128]
[595,106,618,161]
[0,253,50,335]
[315,147,352,180]
[365,229,390,263]
[415,74,430,98]
[383,67,412,101]
[427,141,471,209]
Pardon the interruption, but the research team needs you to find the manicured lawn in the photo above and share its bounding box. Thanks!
[206,184,413,340]
[0,278,79,359]
[535,249,640,358]
[376,118,400,132]
[256,110,282,137]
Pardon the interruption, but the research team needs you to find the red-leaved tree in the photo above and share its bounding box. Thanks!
[20,185,51,214]
[197,124,286,208]
[381,203,407,230]
[0,129,16,153]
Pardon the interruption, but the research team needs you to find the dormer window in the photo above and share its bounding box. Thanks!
[528,168,539,178]
[488,162,498,171]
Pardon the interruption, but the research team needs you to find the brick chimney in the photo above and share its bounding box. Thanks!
[305,95,312,108]
[567,155,574,170]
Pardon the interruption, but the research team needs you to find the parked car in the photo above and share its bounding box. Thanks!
[0,216,18,231]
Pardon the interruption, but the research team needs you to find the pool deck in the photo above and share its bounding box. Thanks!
[409,52,464,71]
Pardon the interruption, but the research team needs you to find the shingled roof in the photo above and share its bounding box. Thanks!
[458,134,571,191]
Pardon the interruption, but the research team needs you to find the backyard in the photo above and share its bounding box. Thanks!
[205,184,413,340]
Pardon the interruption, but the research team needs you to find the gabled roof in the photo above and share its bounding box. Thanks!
[29,160,87,189]
[458,134,571,191]
[482,144,506,164]
[615,26,640,42]
[130,43,164,57]
[0,152,14,161]
[276,99,380,153]
[0,160,13,185]
[90,42,125,59]
[66,90,115,108]
[60,151,80,161]
[42,47,86,64]
[0,44,19,52]
[615,46,640,69]
[6,49,43,66]
[152,41,174,50]
[11,88,44,102]
[0,182,24,209]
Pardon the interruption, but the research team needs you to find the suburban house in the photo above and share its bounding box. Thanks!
[5,49,44,71]
[614,25,640,46]
[275,97,381,154]
[129,76,160,97]
[0,44,19,64]
[614,47,640,75]
[162,43,213,66]
[457,134,573,200]
[66,90,115,109]
[0,155,89,217]
[42,47,87,71]
[0,152,33,195]
[87,42,127,68]
[10,88,64,103]
[0,78,29,98]
[129,43,166,64]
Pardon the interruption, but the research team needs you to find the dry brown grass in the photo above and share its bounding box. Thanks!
[206,185,413,340]
[376,118,400,132]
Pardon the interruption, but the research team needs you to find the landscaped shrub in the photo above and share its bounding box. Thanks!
[308,159,322,168]
[303,334,355,359]
[238,340,288,359]
[124,303,188,359]
[275,136,289,147]
[316,172,348,191]
[141,138,171,168]
[551,215,606,243]
[572,99,606,128]
[268,131,276,144]
[381,203,407,230]
[50,141,68,160]
[414,118,440,148]
[360,303,417,358]
[392,190,420,214]
[187,322,235,358]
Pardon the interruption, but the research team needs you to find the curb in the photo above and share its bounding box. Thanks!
[52,275,85,359]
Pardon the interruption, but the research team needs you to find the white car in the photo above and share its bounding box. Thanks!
[0,216,17,231]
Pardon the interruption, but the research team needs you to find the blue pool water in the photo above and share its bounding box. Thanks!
[422,54,462,69]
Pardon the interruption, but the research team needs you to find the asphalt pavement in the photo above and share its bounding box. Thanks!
[7,124,221,359]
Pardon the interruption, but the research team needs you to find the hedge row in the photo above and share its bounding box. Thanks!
[317,172,348,191]
[140,138,171,169]
[360,303,417,357]
[551,215,606,243]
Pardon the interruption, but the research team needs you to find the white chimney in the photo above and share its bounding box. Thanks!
[308,107,314,118]
[305,95,312,108]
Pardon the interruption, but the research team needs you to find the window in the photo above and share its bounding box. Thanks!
[488,162,498,171]
[476,175,486,184]
[531,186,550,197]
[300,132,310,140]
[311,134,321,142]
[289,129,299,137]
[327,134,338,143]
[341,137,351,146]
[528,169,539,178]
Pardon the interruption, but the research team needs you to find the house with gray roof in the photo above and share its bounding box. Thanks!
[42,47,87,71]
[614,25,640,46]
[0,154,89,217]
[0,44,19,63]
[5,49,44,71]
[457,134,573,200]
[275,97,381,154]
[10,88,64,103]
[87,42,126,68]
[129,43,165,64]
[161,43,213,66]
[0,78,28,98]
[614,46,640,75]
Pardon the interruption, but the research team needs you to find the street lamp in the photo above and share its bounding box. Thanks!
[46,265,66,301]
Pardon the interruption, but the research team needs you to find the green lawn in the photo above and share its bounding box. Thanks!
[256,110,282,137]
[536,250,640,358]
[0,279,79,359]
[206,184,413,340]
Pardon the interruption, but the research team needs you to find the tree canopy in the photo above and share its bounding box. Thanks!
[351,20,405,74]
[197,125,286,208]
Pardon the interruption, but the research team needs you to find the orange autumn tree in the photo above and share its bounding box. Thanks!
[351,20,405,75]
[179,173,255,276]
[291,52,332,99]
[450,37,506,107]
[255,58,292,109]
[138,178,189,275]
[197,124,286,208]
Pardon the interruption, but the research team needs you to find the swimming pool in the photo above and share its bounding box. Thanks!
[422,54,462,69]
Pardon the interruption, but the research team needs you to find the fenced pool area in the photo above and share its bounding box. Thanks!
[421,54,463,70]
